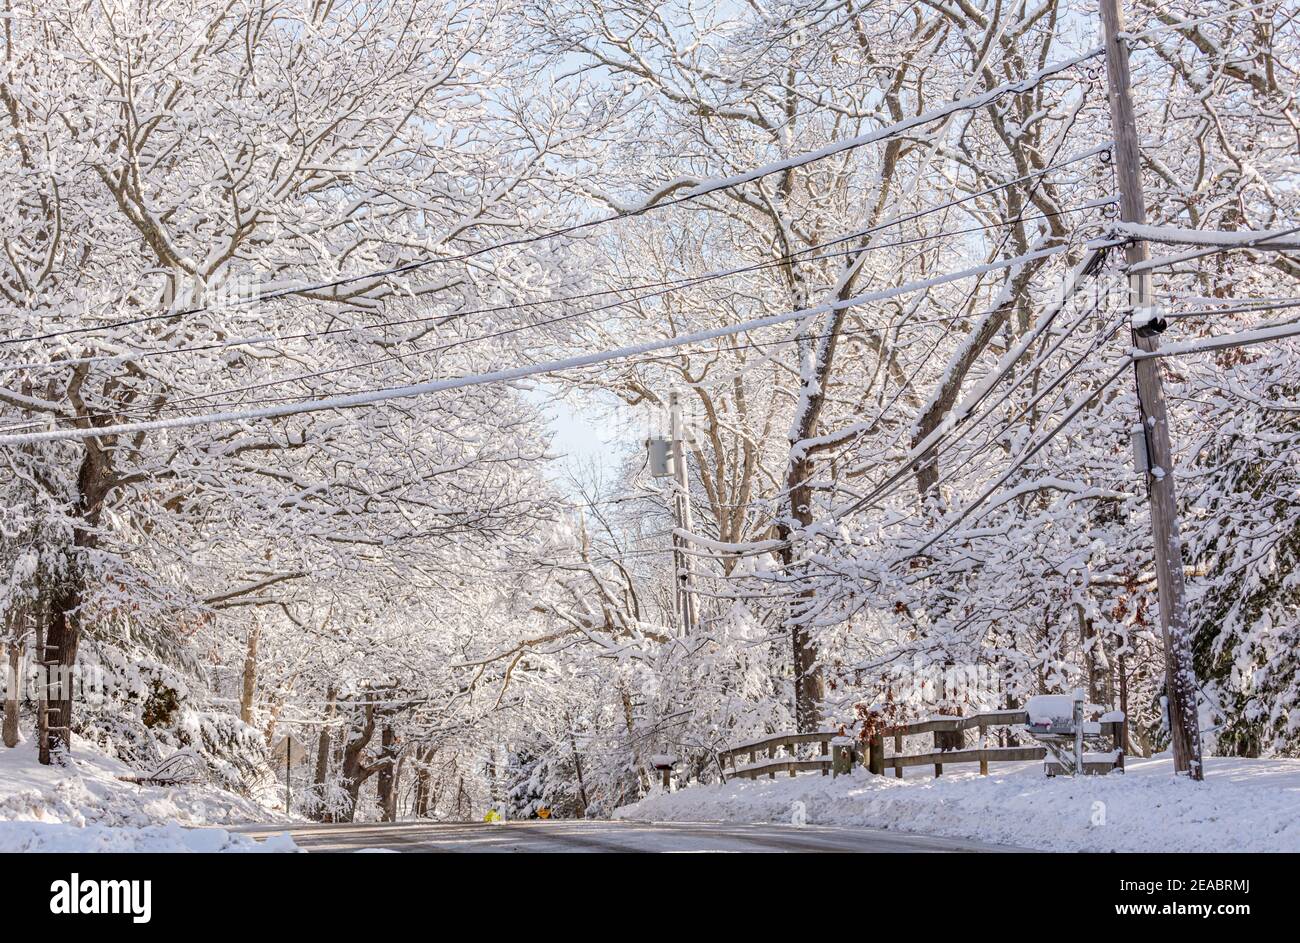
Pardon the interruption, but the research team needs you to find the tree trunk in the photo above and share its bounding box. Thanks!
[617,680,652,792]
[40,449,112,764]
[239,622,259,725]
[779,453,825,732]
[338,703,377,822]
[2,632,21,748]
[1077,602,1109,705]
[486,746,499,815]
[455,774,469,819]
[1118,651,1132,756]
[262,698,285,748]
[310,685,336,819]
[376,723,401,822]
[414,775,428,818]
[413,745,434,818]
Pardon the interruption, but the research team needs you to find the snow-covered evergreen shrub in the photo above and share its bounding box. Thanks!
[1187,387,1300,756]
[70,642,273,796]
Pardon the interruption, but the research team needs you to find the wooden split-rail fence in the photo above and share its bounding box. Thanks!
[717,730,846,780]
[718,708,1126,782]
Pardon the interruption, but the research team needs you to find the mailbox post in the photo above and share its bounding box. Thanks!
[650,753,677,791]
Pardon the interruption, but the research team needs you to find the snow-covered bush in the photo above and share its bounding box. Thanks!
[69,642,273,797]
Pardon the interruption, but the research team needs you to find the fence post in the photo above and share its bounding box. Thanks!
[1073,690,1085,776]
[869,732,885,776]
[832,739,855,777]
[820,738,829,776]
[894,733,903,778]
[979,721,989,776]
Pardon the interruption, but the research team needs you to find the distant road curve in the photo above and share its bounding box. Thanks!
[236,819,1027,853]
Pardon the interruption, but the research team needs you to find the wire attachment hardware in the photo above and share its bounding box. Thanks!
[1130,305,1168,338]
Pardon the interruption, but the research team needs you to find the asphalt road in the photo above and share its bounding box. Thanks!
[236,819,1024,853]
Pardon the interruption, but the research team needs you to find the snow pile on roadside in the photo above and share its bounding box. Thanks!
[0,821,299,853]
[0,738,296,853]
[615,756,1300,852]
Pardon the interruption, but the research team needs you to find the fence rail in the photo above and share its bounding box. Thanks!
[717,705,1127,783]
[869,708,1125,777]
[719,730,846,780]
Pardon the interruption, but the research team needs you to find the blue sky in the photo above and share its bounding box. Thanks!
[523,383,631,490]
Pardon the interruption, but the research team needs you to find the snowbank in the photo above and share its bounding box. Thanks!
[615,756,1300,852]
[0,821,298,853]
[0,738,297,853]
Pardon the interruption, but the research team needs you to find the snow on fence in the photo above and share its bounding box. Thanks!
[718,731,849,780]
[718,706,1127,783]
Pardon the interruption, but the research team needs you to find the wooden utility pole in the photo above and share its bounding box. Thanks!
[565,712,590,818]
[1100,0,1203,779]
[668,390,698,634]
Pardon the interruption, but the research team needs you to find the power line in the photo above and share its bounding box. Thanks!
[938,313,1131,486]
[894,86,1102,495]
[553,291,1125,523]
[1,172,1112,381]
[0,296,1078,436]
[826,246,1113,523]
[822,79,1103,476]
[835,307,1125,525]
[0,188,1114,437]
[683,300,1132,571]
[1137,310,1300,361]
[14,199,1114,429]
[1127,224,1300,276]
[819,225,1300,526]
[1161,297,1300,321]
[556,311,1128,575]
[0,242,1090,446]
[401,273,1138,575]
[891,357,1135,564]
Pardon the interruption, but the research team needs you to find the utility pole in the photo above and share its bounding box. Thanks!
[1100,0,1203,779]
[285,734,292,813]
[668,390,698,635]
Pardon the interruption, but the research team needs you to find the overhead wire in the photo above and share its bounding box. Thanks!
[0,241,1101,446]
[0,190,1112,382]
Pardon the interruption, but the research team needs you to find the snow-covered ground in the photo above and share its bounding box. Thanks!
[0,739,298,853]
[616,755,1300,852]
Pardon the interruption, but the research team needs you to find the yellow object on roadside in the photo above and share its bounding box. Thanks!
[483,809,502,823]
[537,807,551,819]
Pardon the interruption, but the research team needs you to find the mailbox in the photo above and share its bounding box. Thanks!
[650,753,677,790]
